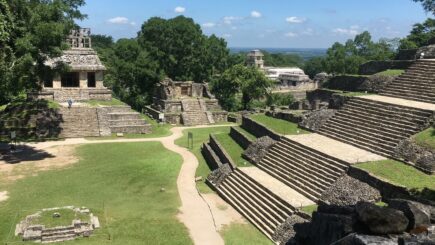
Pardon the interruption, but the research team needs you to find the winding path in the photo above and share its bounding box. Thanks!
[24,125,228,245]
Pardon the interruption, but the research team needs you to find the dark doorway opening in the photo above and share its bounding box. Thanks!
[61,72,80,87]
[87,72,96,88]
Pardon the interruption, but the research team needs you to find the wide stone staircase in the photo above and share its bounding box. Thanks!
[59,107,100,138]
[181,99,212,126]
[40,227,76,243]
[255,137,349,201]
[379,59,435,103]
[107,106,151,134]
[317,97,433,157]
[215,168,295,240]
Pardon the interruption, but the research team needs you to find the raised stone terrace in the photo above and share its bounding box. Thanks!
[317,96,434,157]
[380,59,435,103]
[146,78,227,126]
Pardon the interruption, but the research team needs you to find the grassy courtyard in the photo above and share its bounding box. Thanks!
[0,142,193,244]
[414,127,435,149]
[250,114,309,135]
[355,160,435,200]
[214,133,252,168]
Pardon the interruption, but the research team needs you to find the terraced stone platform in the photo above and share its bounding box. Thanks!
[285,133,386,164]
[358,95,435,111]
[238,167,315,208]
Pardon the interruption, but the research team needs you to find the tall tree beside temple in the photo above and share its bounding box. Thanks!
[413,0,435,14]
[138,16,230,83]
[0,0,86,104]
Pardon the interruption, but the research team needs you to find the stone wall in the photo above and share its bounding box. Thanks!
[201,143,223,171]
[359,60,414,75]
[144,106,162,121]
[211,111,228,123]
[394,138,435,174]
[241,116,282,140]
[229,127,253,150]
[88,90,112,101]
[31,89,112,102]
[205,99,222,111]
[265,111,304,124]
[347,166,415,201]
[395,49,418,60]
[209,135,237,169]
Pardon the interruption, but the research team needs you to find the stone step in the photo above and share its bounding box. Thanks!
[106,106,132,113]
[234,169,295,215]
[261,156,330,195]
[350,97,433,117]
[41,233,76,243]
[110,125,151,134]
[218,181,276,237]
[255,163,319,201]
[332,110,417,135]
[225,175,284,226]
[108,112,141,120]
[379,92,435,104]
[386,81,435,92]
[317,128,394,157]
[326,116,410,142]
[272,143,344,178]
[270,145,343,182]
[381,88,435,100]
[321,121,398,149]
[108,119,147,126]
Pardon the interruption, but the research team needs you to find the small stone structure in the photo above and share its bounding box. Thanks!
[15,206,100,243]
[246,49,265,69]
[28,28,112,102]
[146,78,227,125]
[246,50,318,100]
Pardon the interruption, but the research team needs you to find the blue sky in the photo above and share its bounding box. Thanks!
[78,0,430,48]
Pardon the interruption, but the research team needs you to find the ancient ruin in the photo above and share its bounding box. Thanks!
[146,78,227,125]
[246,50,318,100]
[204,48,435,244]
[28,28,112,102]
[15,206,100,243]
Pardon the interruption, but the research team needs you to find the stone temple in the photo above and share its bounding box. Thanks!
[28,28,112,102]
[146,78,228,125]
[246,50,318,100]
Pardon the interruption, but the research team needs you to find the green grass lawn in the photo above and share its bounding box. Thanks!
[375,69,405,76]
[0,142,193,244]
[220,223,273,245]
[213,133,252,167]
[29,208,90,228]
[355,160,435,194]
[414,127,435,149]
[300,204,318,216]
[249,114,309,135]
[174,126,232,194]
[85,98,126,107]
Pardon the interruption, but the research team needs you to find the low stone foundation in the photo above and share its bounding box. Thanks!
[229,127,253,150]
[28,88,112,102]
[241,116,281,140]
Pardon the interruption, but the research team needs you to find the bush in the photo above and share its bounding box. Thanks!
[266,93,295,107]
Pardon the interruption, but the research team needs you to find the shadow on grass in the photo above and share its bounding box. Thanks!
[0,145,55,164]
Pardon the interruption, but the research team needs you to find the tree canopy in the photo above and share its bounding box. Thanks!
[304,31,396,76]
[0,0,86,104]
[399,18,435,49]
[413,0,435,15]
[211,64,273,111]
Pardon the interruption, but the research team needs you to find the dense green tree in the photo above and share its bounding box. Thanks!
[137,16,230,83]
[304,31,395,75]
[211,64,273,110]
[413,0,435,15]
[399,18,435,49]
[0,0,86,104]
[106,39,164,110]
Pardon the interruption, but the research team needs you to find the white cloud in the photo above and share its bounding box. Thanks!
[202,22,216,28]
[223,16,242,25]
[333,25,360,36]
[130,22,137,26]
[284,32,298,38]
[108,17,130,24]
[251,11,262,18]
[174,6,186,13]
[286,16,306,24]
